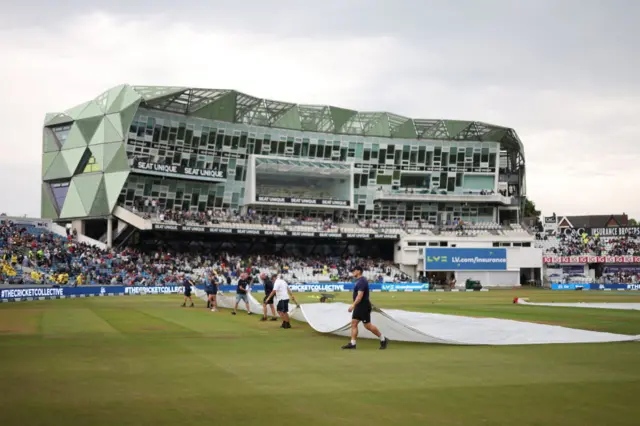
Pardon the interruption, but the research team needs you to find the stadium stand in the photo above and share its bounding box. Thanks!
[536,233,640,257]
[1,221,408,285]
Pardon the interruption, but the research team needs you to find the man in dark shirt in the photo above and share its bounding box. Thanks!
[342,266,388,350]
[260,273,278,322]
[232,273,252,315]
[181,274,195,308]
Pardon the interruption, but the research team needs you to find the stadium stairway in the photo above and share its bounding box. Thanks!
[113,206,153,231]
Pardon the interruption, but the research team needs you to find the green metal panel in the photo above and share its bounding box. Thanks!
[46,113,73,127]
[95,90,109,113]
[481,128,508,142]
[363,114,391,137]
[103,119,122,143]
[190,92,237,122]
[105,113,124,138]
[89,117,123,145]
[63,124,88,149]
[77,100,104,120]
[133,86,185,101]
[41,184,59,219]
[43,128,60,152]
[119,100,140,136]
[59,180,87,218]
[43,152,71,181]
[42,152,58,177]
[329,107,357,132]
[88,120,105,145]
[72,173,103,213]
[90,143,105,170]
[272,106,301,130]
[103,171,130,210]
[103,144,130,173]
[89,178,111,216]
[420,120,450,139]
[106,85,127,114]
[391,119,418,138]
[60,147,87,176]
[75,116,103,142]
[445,120,472,138]
[44,112,57,123]
[64,101,90,120]
[120,86,143,110]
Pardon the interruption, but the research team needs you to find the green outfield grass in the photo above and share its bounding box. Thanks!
[1,290,639,426]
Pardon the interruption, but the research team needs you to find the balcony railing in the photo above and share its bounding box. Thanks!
[373,190,514,205]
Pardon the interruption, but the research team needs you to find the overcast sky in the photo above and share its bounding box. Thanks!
[1,0,638,219]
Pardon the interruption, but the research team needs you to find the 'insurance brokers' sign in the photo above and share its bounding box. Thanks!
[424,248,507,271]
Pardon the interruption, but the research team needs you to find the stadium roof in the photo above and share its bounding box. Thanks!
[130,86,525,157]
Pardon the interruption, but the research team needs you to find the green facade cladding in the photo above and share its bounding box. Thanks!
[41,84,141,219]
[42,84,524,220]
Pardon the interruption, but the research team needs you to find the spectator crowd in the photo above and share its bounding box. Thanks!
[1,221,401,286]
[538,231,640,257]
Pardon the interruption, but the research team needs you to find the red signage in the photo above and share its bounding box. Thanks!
[543,255,640,264]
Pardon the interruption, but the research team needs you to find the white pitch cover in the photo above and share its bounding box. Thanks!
[195,289,640,345]
[515,298,640,311]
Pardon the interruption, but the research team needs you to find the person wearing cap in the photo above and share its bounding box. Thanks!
[341,265,388,350]
[181,273,195,308]
[260,272,278,322]
[232,272,252,315]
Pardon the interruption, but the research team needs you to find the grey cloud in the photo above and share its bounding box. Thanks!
[0,1,638,218]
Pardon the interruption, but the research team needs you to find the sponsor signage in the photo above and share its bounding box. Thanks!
[551,283,592,290]
[551,283,640,290]
[544,216,557,224]
[133,160,226,181]
[256,195,350,207]
[151,224,399,239]
[0,288,65,299]
[0,283,448,301]
[381,283,430,291]
[588,227,640,237]
[424,248,507,271]
[603,266,640,274]
[593,284,640,290]
[555,226,640,237]
[543,255,640,264]
[123,286,184,295]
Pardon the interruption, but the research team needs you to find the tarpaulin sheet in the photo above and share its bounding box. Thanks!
[195,289,639,345]
[516,298,640,311]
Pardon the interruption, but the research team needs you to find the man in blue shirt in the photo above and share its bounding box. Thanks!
[342,266,388,350]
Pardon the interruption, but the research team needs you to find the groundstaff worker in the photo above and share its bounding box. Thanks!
[181,274,195,308]
[261,273,278,322]
[265,275,298,329]
[232,273,252,315]
[341,266,388,350]
[207,273,219,312]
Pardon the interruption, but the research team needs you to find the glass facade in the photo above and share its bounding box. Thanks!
[120,108,507,223]
[42,85,524,223]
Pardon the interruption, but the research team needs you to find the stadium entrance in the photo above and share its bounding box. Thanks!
[245,156,354,209]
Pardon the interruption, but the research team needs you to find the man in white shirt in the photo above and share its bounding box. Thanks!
[265,275,298,329]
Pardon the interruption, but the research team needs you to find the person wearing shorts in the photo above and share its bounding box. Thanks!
[261,273,278,322]
[181,274,195,308]
[341,266,388,350]
[232,273,252,315]
[265,275,298,329]
[206,273,219,312]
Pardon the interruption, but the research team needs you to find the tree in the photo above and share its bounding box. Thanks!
[630,218,638,226]
[523,197,541,220]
